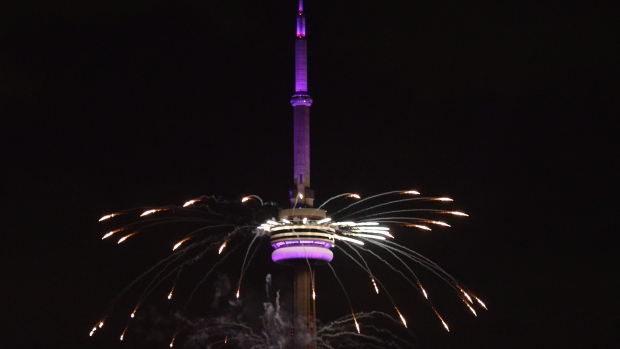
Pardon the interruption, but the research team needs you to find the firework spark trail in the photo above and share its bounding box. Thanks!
[93,235,218,328]
[317,311,415,349]
[336,245,409,328]
[328,190,419,217]
[236,229,264,298]
[316,193,360,211]
[354,208,468,222]
[182,237,248,313]
[327,263,361,333]
[364,217,451,227]
[339,197,451,221]
[344,243,422,294]
[371,239,485,309]
[126,226,239,307]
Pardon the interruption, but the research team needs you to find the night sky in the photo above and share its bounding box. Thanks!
[2,1,617,348]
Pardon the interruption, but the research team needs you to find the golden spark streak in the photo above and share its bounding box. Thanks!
[442,320,450,332]
[406,224,432,231]
[348,194,361,199]
[99,213,120,222]
[450,211,469,216]
[353,316,360,333]
[117,232,137,244]
[395,307,407,328]
[421,287,428,299]
[219,241,228,254]
[435,197,453,201]
[371,277,379,294]
[466,302,477,316]
[102,228,124,240]
[225,335,228,343]
[182,199,197,207]
[131,309,137,318]
[89,330,94,336]
[461,290,473,303]
[241,197,250,202]
[99,321,104,328]
[402,190,420,195]
[173,238,190,251]
[236,290,240,299]
[476,297,488,310]
[140,208,163,217]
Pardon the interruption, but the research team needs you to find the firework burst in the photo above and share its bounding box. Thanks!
[90,191,485,347]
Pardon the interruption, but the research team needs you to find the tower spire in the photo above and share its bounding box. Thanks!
[290,0,314,207]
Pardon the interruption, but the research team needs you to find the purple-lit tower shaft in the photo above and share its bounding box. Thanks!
[290,0,314,208]
[282,1,319,348]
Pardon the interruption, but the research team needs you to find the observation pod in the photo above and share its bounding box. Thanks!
[271,208,334,265]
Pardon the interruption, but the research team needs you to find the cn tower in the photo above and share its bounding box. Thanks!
[270,1,329,348]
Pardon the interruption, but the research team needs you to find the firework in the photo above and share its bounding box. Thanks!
[91,191,485,347]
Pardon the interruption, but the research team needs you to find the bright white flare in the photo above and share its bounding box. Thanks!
[182,199,196,207]
[466,303,477,316]
[422,288,428,299]
[98,213,117,222]
[462,291,473,303]
[173,238,190,251]
[371,278,379,294]
[476,297,488,310]
[102,229,122,239]
[403,190,420,195]
[117,233,136,244]
[409,224,432,231]
[450,211,469,216]
[140,209,162,217]
[399,313,408,328]
[349,194,361,199]
[241,197,250,202]
[442,320,450,332]
[354,319,360,333]
[218,242,227,254]
[98,321,104,328]
[236,290,240,298]
[436,197,453,201]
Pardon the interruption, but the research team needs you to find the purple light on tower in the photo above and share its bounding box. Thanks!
[290,0,314,208]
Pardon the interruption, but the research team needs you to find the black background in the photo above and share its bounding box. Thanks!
[2,1,617,348]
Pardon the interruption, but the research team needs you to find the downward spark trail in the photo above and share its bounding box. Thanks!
[327,263,361,333]
[330,190,419,217]
[337,245,408,328]
[317,311,415,349]
[96,235,217,324]
[370,239,485,310]
[236,229,264,298]
[182,237,248,313]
